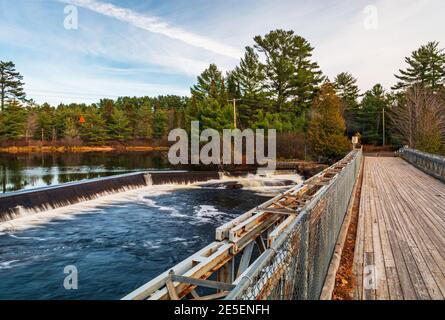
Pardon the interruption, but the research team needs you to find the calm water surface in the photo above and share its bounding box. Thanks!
[0,151,169,193]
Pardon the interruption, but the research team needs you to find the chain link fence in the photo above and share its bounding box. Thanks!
[226,149,362,300]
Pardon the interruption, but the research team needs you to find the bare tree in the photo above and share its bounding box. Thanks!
[390,84,445,153]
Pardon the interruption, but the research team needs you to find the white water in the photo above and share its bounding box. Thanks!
[0,173,301,234]
[0,184,183,233]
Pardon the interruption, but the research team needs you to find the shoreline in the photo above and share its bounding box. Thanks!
[0,146,169,154]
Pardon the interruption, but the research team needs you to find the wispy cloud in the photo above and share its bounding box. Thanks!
[61,0,242,59]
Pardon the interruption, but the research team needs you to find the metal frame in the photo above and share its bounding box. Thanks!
[123,148,363,300]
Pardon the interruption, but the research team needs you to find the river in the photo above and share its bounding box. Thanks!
[0,152,301,300]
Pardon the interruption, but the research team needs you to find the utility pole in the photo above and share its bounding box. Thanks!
[382,107,386,146]
[228,99,241,129]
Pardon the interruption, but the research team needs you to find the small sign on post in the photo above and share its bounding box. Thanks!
[352,134,360,149]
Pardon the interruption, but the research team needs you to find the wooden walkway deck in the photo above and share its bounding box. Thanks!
[353,156,445,300]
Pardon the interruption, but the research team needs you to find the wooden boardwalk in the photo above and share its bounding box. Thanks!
[353,156,445,300]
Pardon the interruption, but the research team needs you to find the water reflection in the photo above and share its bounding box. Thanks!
[0,152,169,193]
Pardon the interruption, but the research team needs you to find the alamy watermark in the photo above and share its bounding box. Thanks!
[363,5,379,30]
[63,265,78,290]
[364,264,378,290]
[168,121,276,171]
[64,5,78,30]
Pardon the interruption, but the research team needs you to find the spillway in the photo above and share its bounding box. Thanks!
[0,171,221,223]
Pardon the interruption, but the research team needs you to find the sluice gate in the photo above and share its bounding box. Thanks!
[124,148,363,300]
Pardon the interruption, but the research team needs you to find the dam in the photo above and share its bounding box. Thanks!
[0,169,299,299]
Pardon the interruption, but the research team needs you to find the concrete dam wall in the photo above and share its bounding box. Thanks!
[0,171,220,223]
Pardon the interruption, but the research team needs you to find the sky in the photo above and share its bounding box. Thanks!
[0,0,444,105]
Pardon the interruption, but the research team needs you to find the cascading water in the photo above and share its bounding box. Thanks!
[0,170,302,300]
[0,171,222,223]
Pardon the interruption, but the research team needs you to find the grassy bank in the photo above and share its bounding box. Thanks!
[0,145,169,154]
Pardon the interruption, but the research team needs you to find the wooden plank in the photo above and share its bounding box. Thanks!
[376,159,444,299]
[368,166,389,300]
[362,159,376,300]
[171,274,236,291]
[353,158,367,300]
[372,158,428,300]
[355,156,445,300]
[371,157,427,300]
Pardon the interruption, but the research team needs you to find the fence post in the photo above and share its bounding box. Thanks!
[301,213,309,300]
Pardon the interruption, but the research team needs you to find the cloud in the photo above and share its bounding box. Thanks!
[60,0,242,59]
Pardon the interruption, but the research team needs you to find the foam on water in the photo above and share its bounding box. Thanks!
[193,205,227,224]
[0,173,300,234]
[199,172,302,190]
[0,260,20,270]
[0,184,188,233]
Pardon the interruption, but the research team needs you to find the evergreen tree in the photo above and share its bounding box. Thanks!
[393,41,445,91]
[225,71,241,100]
[197,98,232,132]
[0,100,27,140]
[233,46,265,98]
[35,103,55,141]
[152,108,168,138]
[108,108,132,142]
[253,29,323,113]
[134,102,153,139]
[0,61,26,111]
[307,83,350,162]
[334,72,360,136]
[79,108,108,145]
[63,117,80,144]
[191,64,226,102]
[99,99,115,124]
[357,84,389,145]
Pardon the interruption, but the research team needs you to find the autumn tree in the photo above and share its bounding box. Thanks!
[307,83,351,162]
[390,84,445,154]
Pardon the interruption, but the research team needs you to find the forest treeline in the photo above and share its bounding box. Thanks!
[1,30,445,161]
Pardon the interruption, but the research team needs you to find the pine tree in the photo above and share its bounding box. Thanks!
[334,72,360,136]
[357,84,389,145]
[134,102,153,139]
[225,71,241,100]
[233,46,265,98]
[63,117,80,144]
[307,83,351,162]
[253,29,324,113]
[108,108,132,142]
[191,64,226,101]
[197,98,232,132]
[0,100,27,140]
[393,41,445,91]
[0,61,26,111]
[79,108,108,145]
[35,103,55,141]
[152,108,168,138]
